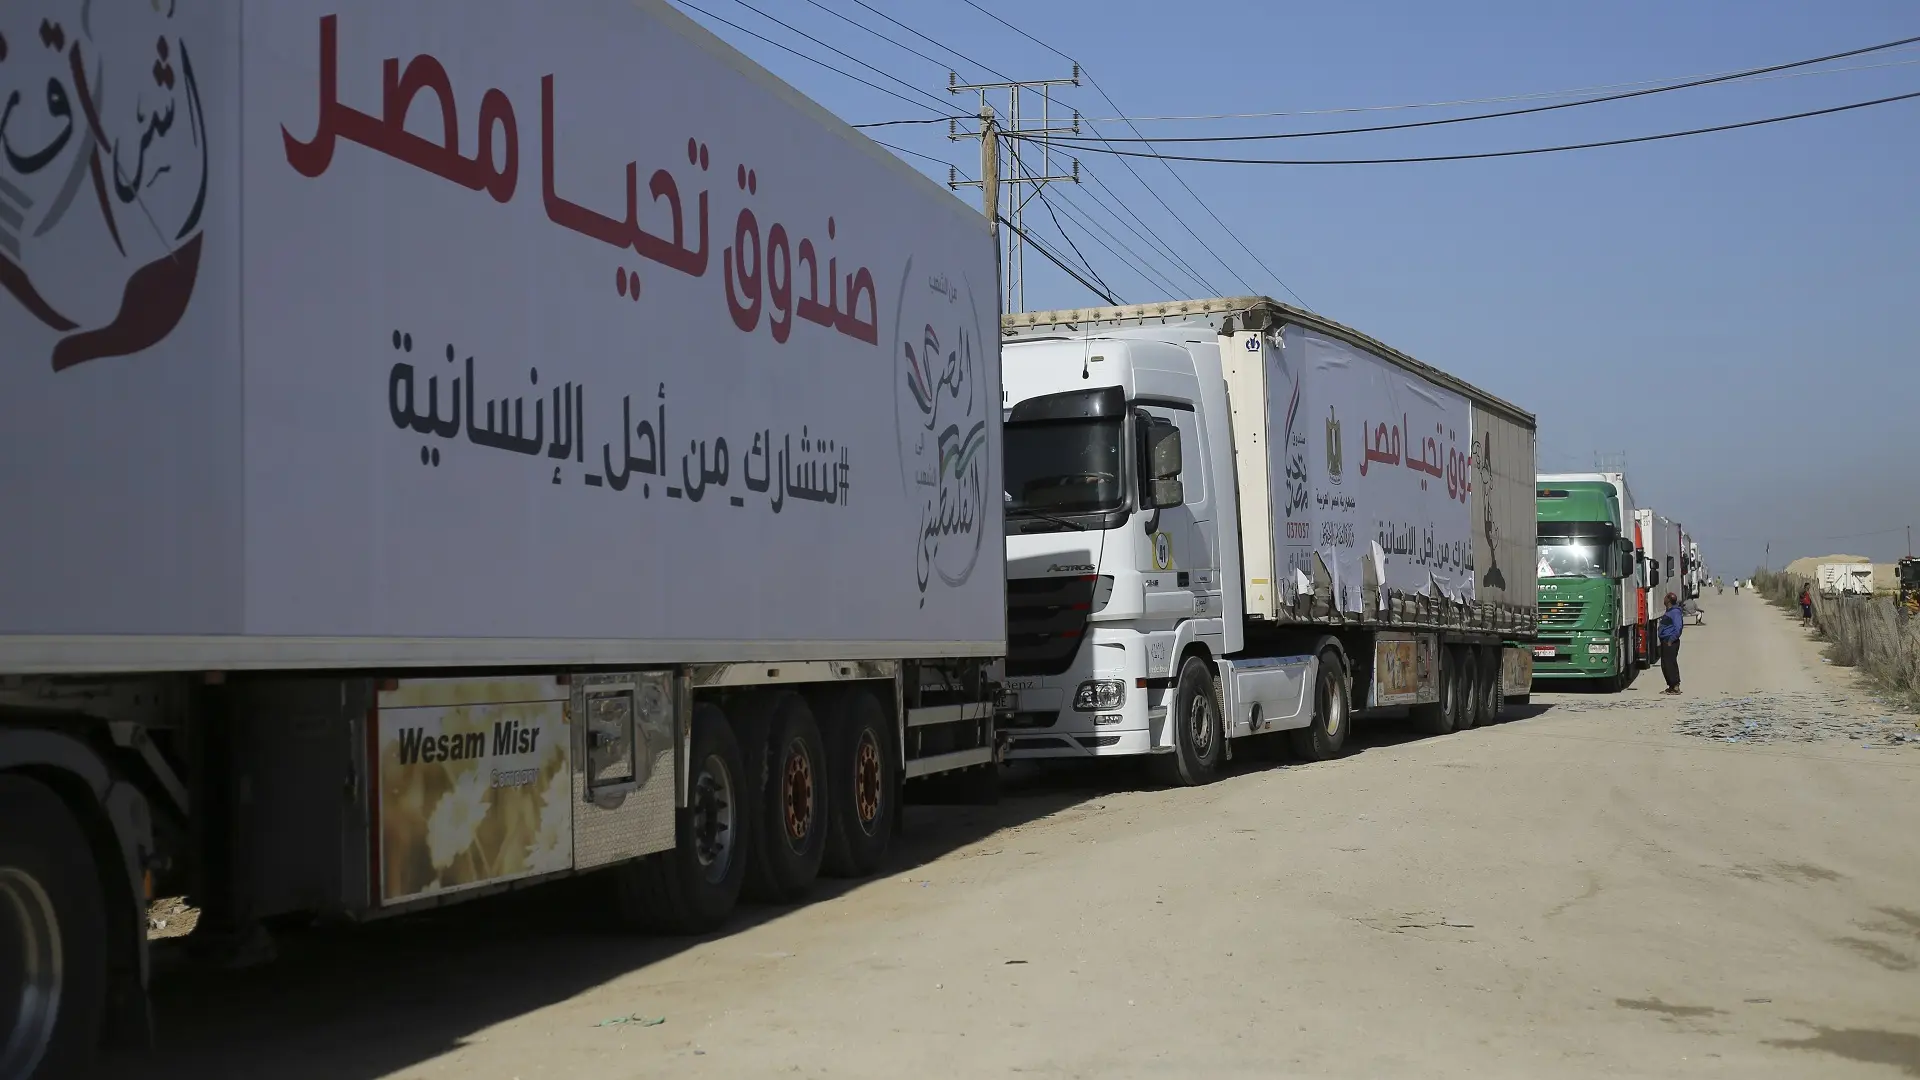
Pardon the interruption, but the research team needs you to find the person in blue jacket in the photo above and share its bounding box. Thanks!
[1658,591,1685,695]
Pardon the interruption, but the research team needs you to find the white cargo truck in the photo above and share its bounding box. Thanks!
[997,298,1537,784]
[1817,563,1874,597]
[0,3,1004,1075]
[1635,509,1685,649]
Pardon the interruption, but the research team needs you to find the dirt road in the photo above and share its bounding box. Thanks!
[133,591,1920,1079]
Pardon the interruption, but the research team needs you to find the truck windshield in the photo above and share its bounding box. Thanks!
[1536,541,1609,579]
[1004,418,1124,514]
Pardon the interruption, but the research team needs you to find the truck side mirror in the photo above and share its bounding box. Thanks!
[1615,537,1635,579]
[1142,416,1183,509]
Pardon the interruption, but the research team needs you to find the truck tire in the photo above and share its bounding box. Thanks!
[1288,649,1351,761]
[745,693,829,903]
[1484,655,1506,723]
[1410,647,1459,736]
[0,775,108,1080]
[615,703,748,934]
[822,689,895,879]
[1154,655,1225,787]
[1456,649,1482,730]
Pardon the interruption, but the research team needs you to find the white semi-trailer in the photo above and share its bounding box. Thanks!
[0,3,1003,1075]
[997,299,1537,784]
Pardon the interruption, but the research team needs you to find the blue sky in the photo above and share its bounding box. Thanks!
[674,0,1919,574]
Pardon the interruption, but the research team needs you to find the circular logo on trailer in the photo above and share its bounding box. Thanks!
[1153,531,1172,570]
[892,260,989,607]
[0,3,211,370]
[1244,336,1261,352]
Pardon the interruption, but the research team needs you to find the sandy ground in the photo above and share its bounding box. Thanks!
[127,590,1920,1079]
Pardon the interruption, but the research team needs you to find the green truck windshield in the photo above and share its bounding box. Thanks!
[1537,541,1609,579]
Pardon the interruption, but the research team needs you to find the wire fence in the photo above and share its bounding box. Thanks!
[1752,569,1920,702]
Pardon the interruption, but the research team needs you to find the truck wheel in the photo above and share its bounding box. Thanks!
[616,703,747,934]
[823,689,895,879]
[1456,650,1482,730]
[1410,647,1458,736]
[1484,656,1506,723]
[1155,656,1225,786]
[0,775,108,1080]
[746,693,829,903]
[1288,649,1351,761]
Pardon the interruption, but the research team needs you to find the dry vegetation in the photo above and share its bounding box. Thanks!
[1753,568,1920,704]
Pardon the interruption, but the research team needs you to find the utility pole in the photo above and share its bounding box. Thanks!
[947,69,1082,313]
[978,104,998,249]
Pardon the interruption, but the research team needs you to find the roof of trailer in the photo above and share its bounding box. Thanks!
[1002,296,1535,428]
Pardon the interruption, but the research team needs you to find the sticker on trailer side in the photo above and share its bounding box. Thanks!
[372,678,573,905]
[1371,635,1438,707]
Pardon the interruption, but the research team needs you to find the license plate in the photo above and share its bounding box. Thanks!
[1532,646,1556,659]
[1588,644,1611,655]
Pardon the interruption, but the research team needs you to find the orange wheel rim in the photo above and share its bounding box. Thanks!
[854,732,882,825]
[782,743,814,842]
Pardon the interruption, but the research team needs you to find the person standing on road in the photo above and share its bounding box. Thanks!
[1799,584,1814,626]
[1658,591,1685,695]
[1733,579,1742,595]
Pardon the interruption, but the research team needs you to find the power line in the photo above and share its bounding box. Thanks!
[715,0,961,116]
[1077,165,1220,295]
[798,0,958,77]
[1077,54,1920,124]
[871,139,971,179]
[1021,157,1121,302]
[1043,189,1192,299]
[1038,34,1920,144]
[829,0,1212,304]
[1009,88,1920,164]
[675,0,961,118]
[999,214,1119,305]
[853,54,1920,131]
[955,0,1312,306]
[842,0,1012,83]
[853,117,953,129]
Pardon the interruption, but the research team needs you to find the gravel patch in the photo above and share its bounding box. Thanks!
[1671,692,1920,747]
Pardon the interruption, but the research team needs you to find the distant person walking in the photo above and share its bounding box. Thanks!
[1733,579,1742,596]
[1799,584,1814,626]
[1659,591,1685,694]
[1716,576,1724,595]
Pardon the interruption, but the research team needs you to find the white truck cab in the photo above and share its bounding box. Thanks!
[999,331,1242,759]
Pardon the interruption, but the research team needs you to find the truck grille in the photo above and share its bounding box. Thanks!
[1540,599,1585,626]
[1007,575,1097,676]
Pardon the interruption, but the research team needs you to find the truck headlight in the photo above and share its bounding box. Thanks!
[1073,680,1126,711]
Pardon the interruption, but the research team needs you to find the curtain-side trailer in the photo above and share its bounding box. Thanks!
[0,3,1005,1075]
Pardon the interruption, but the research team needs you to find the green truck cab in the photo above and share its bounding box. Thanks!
[1532,480,1638,689]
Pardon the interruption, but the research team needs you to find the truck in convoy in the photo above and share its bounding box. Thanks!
[0,3,1004,1075]
[996,298,1538,784]
[1533,473,1641,689]
[1636,509,1686,648]
[1817,563,1875,597]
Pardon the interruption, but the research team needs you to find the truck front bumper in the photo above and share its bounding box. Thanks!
[999,627,1165,759]
[1529,631,1622,680]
